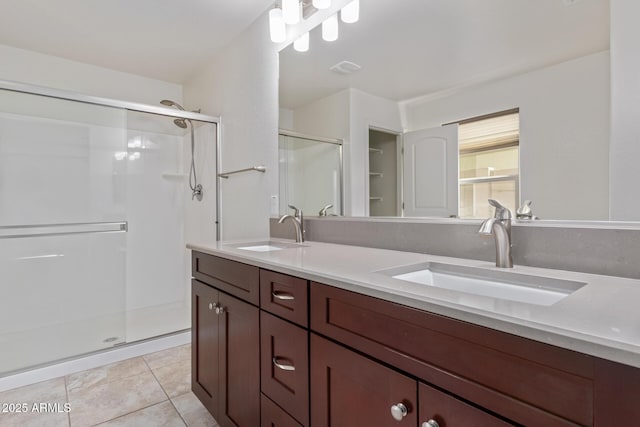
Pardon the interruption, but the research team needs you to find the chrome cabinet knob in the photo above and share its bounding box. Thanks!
[209,302,218,310]
[216,306,226,315]
[422,420,440,427]
[390,403,408,421]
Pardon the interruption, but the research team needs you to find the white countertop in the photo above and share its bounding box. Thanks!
[188,238,640,368]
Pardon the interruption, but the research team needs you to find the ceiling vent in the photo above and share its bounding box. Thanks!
[329,61,362,75]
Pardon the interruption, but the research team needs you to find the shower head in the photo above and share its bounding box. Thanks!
[160,99,185,110]
[161,99,190,129]
[173,118,188,129]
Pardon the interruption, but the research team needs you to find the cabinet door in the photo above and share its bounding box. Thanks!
[419,382,514,427]
[191,280,220,419]
[310,333,417,427]
[217,291,260,427]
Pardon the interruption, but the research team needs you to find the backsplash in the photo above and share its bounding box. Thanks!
[270,217,640,280]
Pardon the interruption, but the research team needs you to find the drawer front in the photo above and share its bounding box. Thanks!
[260,270,308,327]
[192,251,259,305]
[261,394,304,427]
[419,382,514,427]
[310,282,593,427]
[261,311,309,426]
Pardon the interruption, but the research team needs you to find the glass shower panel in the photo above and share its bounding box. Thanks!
[124,111,216,342]
[278,134,342,216]
[0,90,127,375]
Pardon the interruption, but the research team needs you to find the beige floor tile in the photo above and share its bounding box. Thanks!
[152,361,191,398]
[171,392,219,427]
[0,377,69,427]
[144,344,191,370]
[66,357,149,392]
[95,401,185,427]
[68,370,167,427]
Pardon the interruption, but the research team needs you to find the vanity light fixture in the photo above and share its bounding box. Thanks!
[322,13,339,41]
[294,31,310,52]
[269,7,286,43]
[340,0,359,23]
[312,0,331,10]
[282,0,301,25]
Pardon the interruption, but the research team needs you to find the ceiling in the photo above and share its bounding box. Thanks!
[279,0,610,109]
[0,0,274,83]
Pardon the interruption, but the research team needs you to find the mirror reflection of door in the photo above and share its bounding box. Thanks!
[402,124,459,217]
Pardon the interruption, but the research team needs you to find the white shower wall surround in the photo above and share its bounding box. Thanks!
[0,88,217,376]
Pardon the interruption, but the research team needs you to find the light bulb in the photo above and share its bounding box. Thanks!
[282,0,300,25]
[294,32,309,52]
[322,14,338,42]
[269,8,286,43]
[341,0,359,24]
[312,0,331,10]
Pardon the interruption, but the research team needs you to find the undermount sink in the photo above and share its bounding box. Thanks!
[379,262,586,306]
[229,241,306,252]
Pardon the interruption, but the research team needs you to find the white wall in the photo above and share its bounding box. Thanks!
[610,0,640,221]
[403,51,610,220]
[183,12,278,240]
[0,44,182,105]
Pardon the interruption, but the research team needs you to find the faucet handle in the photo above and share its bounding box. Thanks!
[319,204,333,216]
[516,200,533,219]
[288,204,301,218]
[488,199,512,220]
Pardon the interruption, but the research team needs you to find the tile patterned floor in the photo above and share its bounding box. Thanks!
[0,344,219,427]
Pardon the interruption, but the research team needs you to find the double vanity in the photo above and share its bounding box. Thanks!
[188,238,640,426]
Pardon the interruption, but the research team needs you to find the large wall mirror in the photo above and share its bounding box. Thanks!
[279,0,616,221]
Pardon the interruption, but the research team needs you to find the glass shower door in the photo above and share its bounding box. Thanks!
[0,91,128,375]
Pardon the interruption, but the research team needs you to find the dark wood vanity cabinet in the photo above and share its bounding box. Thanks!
[192,251,640,426]
[191,253,260,427]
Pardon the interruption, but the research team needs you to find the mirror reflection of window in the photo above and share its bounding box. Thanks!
[457,110,520,219]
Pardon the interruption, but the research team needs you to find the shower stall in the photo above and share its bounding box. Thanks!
[0,81,218,376]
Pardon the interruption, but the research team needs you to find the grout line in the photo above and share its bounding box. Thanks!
[168,392,190,427]
[90,400,173,427]
[64,375,71,427]
[145,358,172,402]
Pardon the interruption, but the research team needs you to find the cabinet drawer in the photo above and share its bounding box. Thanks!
[192,251,259,305]
[420,382,513,427]
[310,282,593,426]
[261,394,303,427]
[261,311,309,426]
[260,270,308,327]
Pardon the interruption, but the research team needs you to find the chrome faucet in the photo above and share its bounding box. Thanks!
[278,205,304,242]
[478,199,513,268]
[318,204,333,216]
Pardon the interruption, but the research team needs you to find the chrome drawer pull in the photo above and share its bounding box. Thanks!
[272,357,296,371]
[272,291,295,301]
